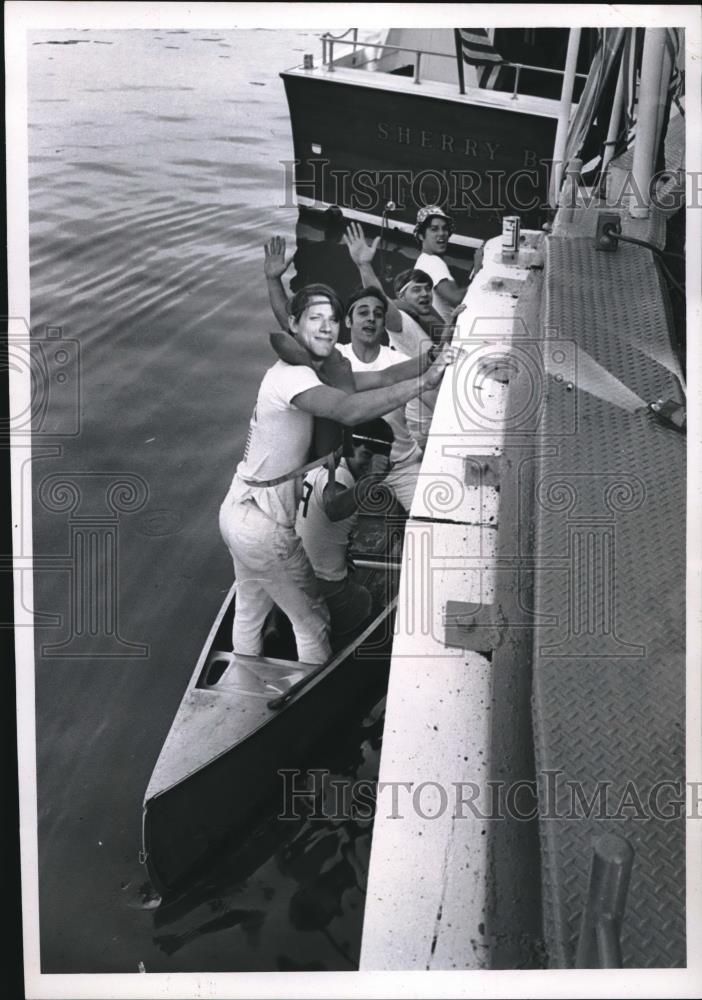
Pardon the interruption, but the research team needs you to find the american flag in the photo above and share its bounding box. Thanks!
[455,28,503,88]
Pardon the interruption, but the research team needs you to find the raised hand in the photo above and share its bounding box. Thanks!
[437,303,464,344]
[423,344,457,389]
[264,236,292,280]
[448,303,466,327]
[343,221,380,267]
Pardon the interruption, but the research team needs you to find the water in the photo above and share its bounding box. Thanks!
[28,27,384,973]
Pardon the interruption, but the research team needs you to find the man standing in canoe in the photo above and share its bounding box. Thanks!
[220,280,452,666]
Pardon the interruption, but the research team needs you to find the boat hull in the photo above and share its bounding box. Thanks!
[281,72,558,243]
[142,601,394,894]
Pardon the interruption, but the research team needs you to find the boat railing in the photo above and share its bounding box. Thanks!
[322,27,359,50]
[319,33,587,100]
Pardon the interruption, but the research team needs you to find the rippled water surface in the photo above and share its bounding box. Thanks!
[28,27,384,973]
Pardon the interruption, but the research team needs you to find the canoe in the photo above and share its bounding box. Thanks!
[140,552,400,894]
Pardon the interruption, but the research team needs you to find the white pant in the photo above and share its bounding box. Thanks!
[219,498,331,664]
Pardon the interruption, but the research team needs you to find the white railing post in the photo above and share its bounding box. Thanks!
[511,64,522,99]
[328,39,334,71]
[414,51,422,84]
[630,29,668,218]
[550,28,582,209]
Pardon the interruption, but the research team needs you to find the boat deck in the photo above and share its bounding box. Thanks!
[283,64,565,120]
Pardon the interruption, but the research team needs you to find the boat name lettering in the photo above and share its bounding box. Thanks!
[376,122,538,168]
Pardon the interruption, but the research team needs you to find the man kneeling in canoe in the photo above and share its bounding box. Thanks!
[220,282,452,666]
[296,419,394,642]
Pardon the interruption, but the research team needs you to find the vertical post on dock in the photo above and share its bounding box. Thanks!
[575,833,634,968]
[550,28,582,208]
[630,28,668,218]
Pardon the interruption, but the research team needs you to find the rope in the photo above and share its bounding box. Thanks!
[239,447,342,490]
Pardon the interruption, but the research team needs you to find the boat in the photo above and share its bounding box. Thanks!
[141,520,402,894]
[281,28,598,247]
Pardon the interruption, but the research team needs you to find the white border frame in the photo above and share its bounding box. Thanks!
[6,3,702,998]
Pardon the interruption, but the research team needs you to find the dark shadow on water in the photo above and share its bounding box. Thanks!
[151,689,386,970]
[156,907,266,956]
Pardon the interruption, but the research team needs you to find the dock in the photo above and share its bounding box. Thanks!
[361,143,686,968]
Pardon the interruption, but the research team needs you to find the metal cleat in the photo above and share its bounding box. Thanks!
[648,398,686,433]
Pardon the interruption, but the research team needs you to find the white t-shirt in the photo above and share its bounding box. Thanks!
[388,310,432,358]
[296,460,356,582]
[336,343,422,468]
[388,313,437,452]
[415,251,454,323]
[227,360,323,527]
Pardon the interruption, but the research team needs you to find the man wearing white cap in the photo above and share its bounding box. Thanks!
[414,205,468,324]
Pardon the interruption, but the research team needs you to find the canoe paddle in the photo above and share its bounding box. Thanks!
[267,657,334,711]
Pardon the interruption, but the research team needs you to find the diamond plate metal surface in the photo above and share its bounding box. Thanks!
[532,230,686,967]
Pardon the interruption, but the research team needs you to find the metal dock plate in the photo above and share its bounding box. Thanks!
[532,229,685,967]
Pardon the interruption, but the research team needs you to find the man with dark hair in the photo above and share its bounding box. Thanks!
[220,271,453,664]
[392,267,438,347]
[343,224,466,451]
[343,223,465,352]
[335,285,424,512]
[414,205,473,323]
[296,418,394,639]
